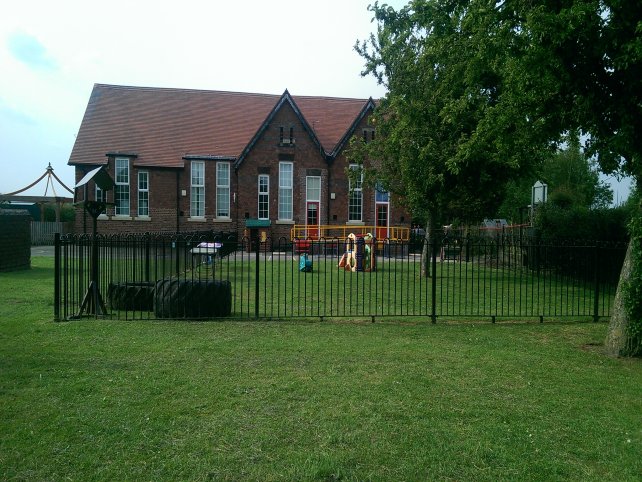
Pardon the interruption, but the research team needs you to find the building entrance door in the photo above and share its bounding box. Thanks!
[376,203,389,239]
[306,202,319,238]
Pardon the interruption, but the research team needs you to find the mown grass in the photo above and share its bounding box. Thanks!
[1,258,641,481]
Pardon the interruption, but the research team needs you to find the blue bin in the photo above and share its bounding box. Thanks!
[299,254,313,272]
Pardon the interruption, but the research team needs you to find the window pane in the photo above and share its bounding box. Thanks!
[258,175,269,219]
[116,158,129,184]
[191,162,205,217]
[279,189,292,220]
[216,162,230,217]
[138,193,149,216]
[217,188,230,217]
[115,158,130,216]
[279,162,292,188]
[348,165,362,221]
[138,172,149,217]
[349,190,362,221]
[306,176,321,202]
[115,185,130,215]
[375,182,389,203]
[191,187,204,216]
[217,163,229,186]
[192,162,204,186]
[138,172,149,191]
[279,162,293,220]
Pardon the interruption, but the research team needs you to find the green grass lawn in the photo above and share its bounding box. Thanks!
[1,258,641,481]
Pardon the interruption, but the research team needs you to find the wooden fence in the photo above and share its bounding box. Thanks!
[31,221,72,245]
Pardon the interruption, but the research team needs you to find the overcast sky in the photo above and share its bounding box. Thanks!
[0,0,632,204]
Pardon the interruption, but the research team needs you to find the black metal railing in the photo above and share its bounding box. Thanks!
[53,231,627,322]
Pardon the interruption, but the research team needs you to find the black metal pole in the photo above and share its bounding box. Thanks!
[431,236,438,323]
[254,231,260,319]
[91,215,99,317]
[593,244,600,322]
[54,232,61,322]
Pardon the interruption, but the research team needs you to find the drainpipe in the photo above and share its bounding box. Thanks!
[326,155,332,226]
[176,169,180,233]
[235,168,240,238]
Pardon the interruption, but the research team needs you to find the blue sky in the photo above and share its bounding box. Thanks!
[0,0,632,204]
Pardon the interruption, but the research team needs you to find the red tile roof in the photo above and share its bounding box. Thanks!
[69,84,373,169]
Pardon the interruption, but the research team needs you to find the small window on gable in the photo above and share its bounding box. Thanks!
[363,128,375,143]
[279,125,295,145]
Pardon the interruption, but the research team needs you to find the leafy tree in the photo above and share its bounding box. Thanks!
[352,1,550,275]
[43,203,75,223]
[542,133,613,210]
[357,0,641,355]
[497,134,614,222]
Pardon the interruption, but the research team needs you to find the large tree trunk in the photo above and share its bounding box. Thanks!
[421,220,430,278]
[605,240,632,355]
[421,216,436,278]
[605,239,638,356]
[605,190,641,357]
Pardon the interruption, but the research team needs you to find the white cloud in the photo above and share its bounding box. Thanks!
[0,0,406,194]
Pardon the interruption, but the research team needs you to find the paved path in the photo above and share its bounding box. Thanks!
[31,245,55,257]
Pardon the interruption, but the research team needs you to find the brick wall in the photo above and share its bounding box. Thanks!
[0,210,31,271]
[74,163,188,235]
[70,103,411,240]
[236,103,329,241]
[329,114,411,234]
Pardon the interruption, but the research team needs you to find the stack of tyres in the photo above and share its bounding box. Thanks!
[154,279,232,318]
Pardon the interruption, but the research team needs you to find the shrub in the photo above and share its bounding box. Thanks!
[534,204,630,243]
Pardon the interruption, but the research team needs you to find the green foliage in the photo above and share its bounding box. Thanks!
[535,204,630,243]
[496,178,534,223]
[541,132,613,209]
[352,0,546,226]
[497,135,613,221]
[358,0,642,355]
[533,204,629,285]
[42,203,75,222]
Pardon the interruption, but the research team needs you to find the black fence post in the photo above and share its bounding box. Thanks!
[144,233,150,283]
[255,232,260,319]
[54,232,61,322]
[593,244,600,322]
[431,237,438,323]
[465,234,471,263]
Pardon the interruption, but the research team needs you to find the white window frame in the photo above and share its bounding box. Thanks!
[348,164,363,222]
[278,162,293,221]
[258,174,269,220]
[190,161,205,218]
[216,162,230,219]
[114,157,130,216]
[138,171,149,217]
